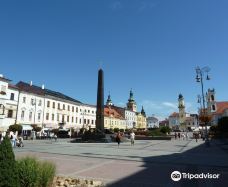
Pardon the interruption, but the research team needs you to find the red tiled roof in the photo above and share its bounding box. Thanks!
[8,84,18,90]
[215,102,228,114]
[169,112,179,117]
[104,106,124,120]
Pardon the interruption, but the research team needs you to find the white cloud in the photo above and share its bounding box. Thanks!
[162,102,177,109]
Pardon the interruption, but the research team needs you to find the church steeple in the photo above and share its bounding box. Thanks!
[141,106,146,117]
[127,89,137,112]
[128,89,134,102]
[106,92,113,106]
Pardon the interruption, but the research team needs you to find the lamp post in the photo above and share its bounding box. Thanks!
[195,66,211,145]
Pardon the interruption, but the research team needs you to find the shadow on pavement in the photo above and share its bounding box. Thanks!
[107,140,228,187]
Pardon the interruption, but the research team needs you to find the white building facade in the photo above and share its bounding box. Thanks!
[0,75,19,131]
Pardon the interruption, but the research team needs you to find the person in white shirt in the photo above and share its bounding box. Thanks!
[130,130,135,146]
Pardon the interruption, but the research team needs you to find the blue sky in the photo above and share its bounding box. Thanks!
[0,0,228,119]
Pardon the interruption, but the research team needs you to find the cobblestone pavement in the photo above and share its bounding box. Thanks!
[14,138,228,187]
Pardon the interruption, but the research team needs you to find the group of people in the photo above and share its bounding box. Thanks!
[174,132,189,140]
[115,130,135,147]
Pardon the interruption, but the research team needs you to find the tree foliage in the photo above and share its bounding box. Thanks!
[8,124,22,135]
[0,137,19,187]
[160,126,171,134]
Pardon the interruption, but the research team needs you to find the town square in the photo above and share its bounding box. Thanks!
[1,0,228,187]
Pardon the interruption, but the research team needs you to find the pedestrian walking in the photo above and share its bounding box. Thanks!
[130,130,135,146]
[116,131,121,147]
[195,132,198,142]
[174,132,177,140]
[12,132,17,147]
[178,132,181,140]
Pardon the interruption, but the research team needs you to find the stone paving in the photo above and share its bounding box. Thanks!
[14,138,228,187]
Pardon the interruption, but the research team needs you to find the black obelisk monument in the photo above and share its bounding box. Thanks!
[96,68,104,132]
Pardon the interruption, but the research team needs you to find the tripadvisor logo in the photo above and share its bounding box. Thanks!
[171,171,182,181]
[171,171,220,182]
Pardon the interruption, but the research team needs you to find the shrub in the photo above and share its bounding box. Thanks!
[17,157,56,187]
[0,136,19,187]
[37,161,56,187]
[160,126,171,134]
[113,128,119,133]
[17,157,39,187]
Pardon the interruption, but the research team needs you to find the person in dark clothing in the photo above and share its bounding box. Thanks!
[116,131,121,147]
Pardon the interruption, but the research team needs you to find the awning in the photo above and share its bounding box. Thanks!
[22,125,33,131]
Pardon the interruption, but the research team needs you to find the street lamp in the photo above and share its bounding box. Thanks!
[195,66,211,145]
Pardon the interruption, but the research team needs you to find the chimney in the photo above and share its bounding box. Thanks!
[30,81,33,86]
[42,84,45,89]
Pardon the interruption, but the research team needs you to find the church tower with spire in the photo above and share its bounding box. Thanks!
[106,92,113,106]
[141,106,146,117]
[127,89,137,112]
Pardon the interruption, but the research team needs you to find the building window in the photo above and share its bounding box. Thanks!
[38,100,42,106]
[10,93,15,100]
[72,117,74,123]
[63,104,65,110]
[87,119,90,124]
[76,107,78,112]
[23,97,26,103]
[53,102,55,109]
[57,114,59,121]
[88,110,90,113]
[29,112,33,121]
[47,101,50,107]
[72,106,74,112]
[62,115,65,122]
[21,110,25,120]
[46,113,49,120]
[31,99,35,105]
[79,119,81,124]
[67,116,69,122]
[68,105,70,111]
[52,114,54,121]
[7,110,13,118]
[84,119,86,124]
[75,117,78,123]
[38,113,41,121]
[92,120,94,125]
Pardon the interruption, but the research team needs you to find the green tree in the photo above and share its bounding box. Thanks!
[160,126,171,134]
[0,137,19,187]
[8,124,22,135]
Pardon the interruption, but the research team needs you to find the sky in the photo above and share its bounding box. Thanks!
[0,0,228,120]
